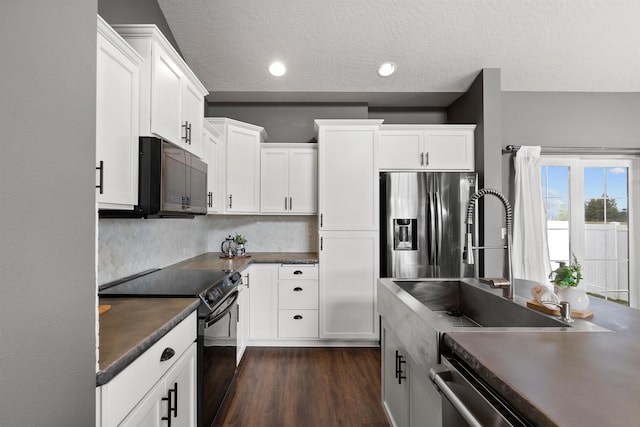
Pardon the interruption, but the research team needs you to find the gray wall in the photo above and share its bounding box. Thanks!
[207,103,368,142]
[448,69,506,278]
[501,92,640,196]
[98,0,182,55]
[1,1,97,425]
[368,107,447,124]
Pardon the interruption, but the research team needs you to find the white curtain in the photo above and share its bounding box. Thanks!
[512,146,552,284]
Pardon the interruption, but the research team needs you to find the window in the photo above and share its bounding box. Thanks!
[541,157,638,307]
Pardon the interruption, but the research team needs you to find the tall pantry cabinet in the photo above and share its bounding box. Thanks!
[315,120,383,341]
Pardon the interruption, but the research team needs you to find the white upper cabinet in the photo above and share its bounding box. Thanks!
[96,16,143,210]
[379,125,475,171]
[206,118,268,214]
[260,144,317,214]
[112,24,208,158]
[203,120,221,213]
[315,120,382,231]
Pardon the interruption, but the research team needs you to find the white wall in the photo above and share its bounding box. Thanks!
[0,1,97,425]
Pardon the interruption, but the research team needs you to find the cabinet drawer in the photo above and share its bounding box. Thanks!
[278,310,318,338]
[99,311,197,427]
[278,264,318,280]
[278,280,318,309]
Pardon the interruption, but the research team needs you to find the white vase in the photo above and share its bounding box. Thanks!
[554,286,590,311]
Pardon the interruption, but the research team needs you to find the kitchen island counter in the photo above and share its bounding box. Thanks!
[443,294,640,426]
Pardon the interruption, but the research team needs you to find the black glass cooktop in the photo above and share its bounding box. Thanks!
[98,268,231,297]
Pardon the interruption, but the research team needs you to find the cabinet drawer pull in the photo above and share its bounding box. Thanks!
[293,270,303,275]
[293,315,303,320]
[160,347,175,362]
[293,287,303,292]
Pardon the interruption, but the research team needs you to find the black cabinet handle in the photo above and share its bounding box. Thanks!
[293,315,303,320]
[171,383,178,418]
[208,191,213,208]
[96,160,104,194]
[228,194,233,209]
[160,347,175,362]
[293,270,303,275]
[293,287,303,292]
[162,391,172,427]
[395,350,407,384]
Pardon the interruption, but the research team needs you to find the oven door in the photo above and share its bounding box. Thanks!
[199,291,238,427]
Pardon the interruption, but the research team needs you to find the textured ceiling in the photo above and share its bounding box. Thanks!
[158,0,640,106]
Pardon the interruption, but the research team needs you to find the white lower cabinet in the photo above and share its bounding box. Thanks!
[247,263,319,344]
[382,323,441,427]
[248,264,279,340]
[121,343,196,427]
[319,231,378,340]
[97,312,197,427]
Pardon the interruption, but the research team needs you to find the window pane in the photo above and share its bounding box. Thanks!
[606,167,628,198]
[584,197,605,223]
[542,166,569,197]
[584,167,605,198]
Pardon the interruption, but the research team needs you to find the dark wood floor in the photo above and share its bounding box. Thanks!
[221,347,389,427]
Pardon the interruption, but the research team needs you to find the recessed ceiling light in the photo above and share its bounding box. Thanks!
[269,61,286,77]
[378,62,397,77]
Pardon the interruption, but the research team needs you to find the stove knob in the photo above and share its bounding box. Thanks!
[206,290,217,303]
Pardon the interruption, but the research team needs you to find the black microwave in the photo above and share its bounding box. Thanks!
[99,137,207,218]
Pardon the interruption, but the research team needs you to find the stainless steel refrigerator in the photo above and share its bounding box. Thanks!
[380,171,478,279]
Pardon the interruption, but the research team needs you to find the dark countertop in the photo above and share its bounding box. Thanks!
[97,252,318,386]
[444,294,640,426]
[96,297,199,386]
[169,251,319,271]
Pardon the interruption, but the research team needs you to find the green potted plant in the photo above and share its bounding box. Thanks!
[549,253,589,310]
[549,253,582,288]
[234,233,247,256]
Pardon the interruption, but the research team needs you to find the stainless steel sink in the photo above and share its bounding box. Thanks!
[393,280,569,328]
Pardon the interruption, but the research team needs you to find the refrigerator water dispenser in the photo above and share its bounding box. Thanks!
[393,218,417,250]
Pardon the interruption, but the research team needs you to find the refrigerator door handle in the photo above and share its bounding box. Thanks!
[435,191,443,265]
[427,192,436,265]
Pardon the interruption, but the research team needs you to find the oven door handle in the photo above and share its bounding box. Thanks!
[204,291,239,328]
[430,368,483,427]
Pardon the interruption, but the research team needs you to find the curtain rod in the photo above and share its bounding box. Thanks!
[504,144,640,155]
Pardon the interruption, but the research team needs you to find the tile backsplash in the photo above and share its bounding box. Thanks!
[98,215,317,285]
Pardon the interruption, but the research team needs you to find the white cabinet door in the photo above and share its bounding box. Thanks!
[96,20,141,209]
[181,80,204,158]
[379,130,423,170]
[423,128,474,171]
[382,326,410,427]
[248,264,278,340]
[288,147,317,214]
[379,125,475,171]
[317,123,379,230]
[260,145,317,214]
[119,377,166,427]
[226,125,261,213]
[150,45,182,145]
[164,343,197,427]
[204,124,221,213]
[260,148,289,213]
[120,343,196,427]
[319,231,378,340]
